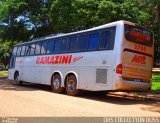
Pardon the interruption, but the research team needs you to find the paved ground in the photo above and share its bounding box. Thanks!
[0,79,160,117]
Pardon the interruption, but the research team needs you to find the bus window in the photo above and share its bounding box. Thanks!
[41,42,47,54]
[25,45,30,56]
[105,32,111,49]
[77,35,89,51]
[88,33,99,50]
[21,46,26,56]
[47,41,54,53]
[69,36,78,52]
[35,43,42,55]
[54,40,62,53]
[16,46,22,56]
[125,24,153,46]
[107,30,115,50]
[99,31,107,49]
[61,38,70,52]
[30,44,36,55]
[99,30,115,50]
[12,47,17,56]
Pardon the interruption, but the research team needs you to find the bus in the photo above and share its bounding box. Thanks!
[8,20,154,96]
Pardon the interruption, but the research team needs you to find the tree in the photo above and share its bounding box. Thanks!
[0,0,156,40]
[0,0,159,65]
[0,40,16,67]
[0,47,5,66]
[0,0,30,41]
[139,0,160,65]
[3,53,10,69]
[0,0,53,41]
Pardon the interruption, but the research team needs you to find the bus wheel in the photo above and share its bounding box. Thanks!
[66,75,80,96]
[51,74,64,93]
[14,73,22,86]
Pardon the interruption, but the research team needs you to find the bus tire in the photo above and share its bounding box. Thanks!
[51,74,64,93]
[14,72,22,86]
[66,75,80,96]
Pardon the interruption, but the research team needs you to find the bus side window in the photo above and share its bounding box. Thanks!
[47,41,54,53]
[88,33,99,50]
[25,45,31,56]
[61,38,70,53]
[77,35,89,51]
[107,30,115,50]
[21,46,26,56]
[16,46,22,56]
[99,31,107,49]
[105,31,111,49]
[35,43,42,55]
[69,36,78,52]
[41,42,47,54]
[30,44,36,55]
[54,40,62,53]
[99,29,115,50]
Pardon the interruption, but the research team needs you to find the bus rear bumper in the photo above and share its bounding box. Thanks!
[114,76,151,91]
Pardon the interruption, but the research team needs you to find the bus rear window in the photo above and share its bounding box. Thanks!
[125,24,153,46]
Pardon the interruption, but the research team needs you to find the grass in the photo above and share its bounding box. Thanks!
[0,70,8,77]
[152,74,160,91]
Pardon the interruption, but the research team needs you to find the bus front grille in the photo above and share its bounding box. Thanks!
[96,69,107,84]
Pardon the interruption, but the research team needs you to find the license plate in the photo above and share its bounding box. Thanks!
[134,79,140,82]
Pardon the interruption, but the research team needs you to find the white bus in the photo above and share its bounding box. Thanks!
[8,20,154,96]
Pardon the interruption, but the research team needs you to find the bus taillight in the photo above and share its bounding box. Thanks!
[116,64,122,74]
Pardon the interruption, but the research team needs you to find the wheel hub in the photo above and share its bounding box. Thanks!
[54,78,60,90]
[68,80,75,92]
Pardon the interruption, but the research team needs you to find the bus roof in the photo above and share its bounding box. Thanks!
[14,20,134,46]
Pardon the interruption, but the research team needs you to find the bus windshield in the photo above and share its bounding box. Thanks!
[125,24,153,47]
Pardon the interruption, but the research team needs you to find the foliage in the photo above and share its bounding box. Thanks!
[138,0,160,65]
[0,40,17,65]
[0,0,152,40]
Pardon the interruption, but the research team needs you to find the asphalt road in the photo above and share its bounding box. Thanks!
[0,79,160,117]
